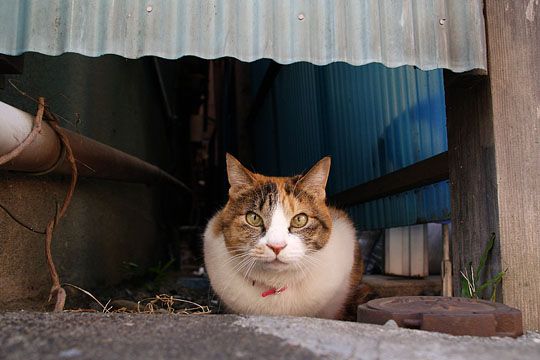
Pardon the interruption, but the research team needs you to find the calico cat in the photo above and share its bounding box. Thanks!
[203,154,363,320]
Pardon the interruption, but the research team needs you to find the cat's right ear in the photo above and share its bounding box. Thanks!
[226,153,255,194]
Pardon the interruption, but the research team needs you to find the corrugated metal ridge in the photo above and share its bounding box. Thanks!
[0,0,486,71]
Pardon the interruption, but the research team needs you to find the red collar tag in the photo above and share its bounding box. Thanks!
[261,286,287,298]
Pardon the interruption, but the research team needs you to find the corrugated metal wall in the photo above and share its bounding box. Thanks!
[252,61,450,230]
[0,0,486,72]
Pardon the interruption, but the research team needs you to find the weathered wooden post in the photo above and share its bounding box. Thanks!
[445,0,539,330]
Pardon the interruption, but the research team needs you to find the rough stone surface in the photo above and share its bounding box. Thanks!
[0,175,162,310]
[1,312,539,360]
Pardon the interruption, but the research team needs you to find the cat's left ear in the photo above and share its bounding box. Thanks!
[297,156,331,198]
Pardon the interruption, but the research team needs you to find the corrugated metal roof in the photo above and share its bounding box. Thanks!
[0,0,486,71]
[252,61,450,230]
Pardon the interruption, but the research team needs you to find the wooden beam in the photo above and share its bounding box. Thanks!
[330,152,448,207]
[441,223,452,297]
[444,70,499,299]
[446,0,539,330]
[442,68,487,89]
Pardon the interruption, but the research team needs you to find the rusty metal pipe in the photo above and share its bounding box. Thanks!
[0,101,190,192]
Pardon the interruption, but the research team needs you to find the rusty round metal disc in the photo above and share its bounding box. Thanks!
[357,296,523,337]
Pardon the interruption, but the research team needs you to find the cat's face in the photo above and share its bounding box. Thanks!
[220,154,333,273]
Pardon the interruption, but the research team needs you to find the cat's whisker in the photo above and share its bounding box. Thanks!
[223,252,250,264]
[301,260,319,277]
[227,250,247,256]
[302,253,322,265]
[221,254,251,269]
[218,256,255,295]
[304,259,317,279]
[228,257,252,275]
[303,256,321,267]
[243,258,257,281]
[225,250,249,258]
[226,246,250,254]
[234,255,252,269]
[293,256,317,281]
[224,252,249,261]
[300,258,313,278]
[234,257,256,275]
[294,261,308,281]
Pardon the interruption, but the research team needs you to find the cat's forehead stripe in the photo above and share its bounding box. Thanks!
[262,182,278,210]
[233,177,322,219]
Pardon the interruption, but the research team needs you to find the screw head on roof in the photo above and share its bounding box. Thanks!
[439,18,446,25]
[297,13,305,21]
[146,5,153,13]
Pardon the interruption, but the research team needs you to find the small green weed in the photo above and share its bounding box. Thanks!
[121,258,176,291]
[460,233,507,302]
[148,258,176,284]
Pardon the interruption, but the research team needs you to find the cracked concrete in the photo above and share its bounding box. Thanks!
[1,311,539,360]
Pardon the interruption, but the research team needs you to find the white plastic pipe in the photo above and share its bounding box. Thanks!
[0,100,61,172]
[0,100,189,191]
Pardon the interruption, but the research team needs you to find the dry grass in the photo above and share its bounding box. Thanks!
[132,294,211,315]
[63,284,211,315]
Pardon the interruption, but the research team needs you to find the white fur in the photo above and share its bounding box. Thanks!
[203,209,356,319]
[255,204,307,265]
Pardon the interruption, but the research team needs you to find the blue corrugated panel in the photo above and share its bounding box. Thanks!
[252,62,450,230]
[252,91,279,176]
[250,59,272,96]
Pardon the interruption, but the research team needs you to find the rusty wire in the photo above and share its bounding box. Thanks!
[0,202,47,234]
[0,97,78,311]
[43,110,78,311]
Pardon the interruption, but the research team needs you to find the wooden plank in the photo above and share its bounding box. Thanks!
[446,0,539,330]
[330,152,448,207]
[444,70,500,299]
[485,0,540,331]
[441,223,452,297]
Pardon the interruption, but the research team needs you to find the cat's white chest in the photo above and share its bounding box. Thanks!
[203,213,357,319]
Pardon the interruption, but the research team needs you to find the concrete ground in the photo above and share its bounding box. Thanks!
[1,312,539,360]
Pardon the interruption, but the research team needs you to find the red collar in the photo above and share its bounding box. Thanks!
[252,280,287,297]
[261,286,287,297]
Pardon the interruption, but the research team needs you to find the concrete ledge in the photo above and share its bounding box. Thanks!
[1,312,539,360]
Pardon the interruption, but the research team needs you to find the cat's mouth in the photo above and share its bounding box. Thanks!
[261,258,290,271]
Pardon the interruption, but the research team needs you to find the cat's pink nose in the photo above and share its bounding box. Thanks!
[267,243,287,255]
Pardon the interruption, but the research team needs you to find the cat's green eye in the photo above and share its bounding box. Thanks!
[245,212,263,227]
[291,213,308,228]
